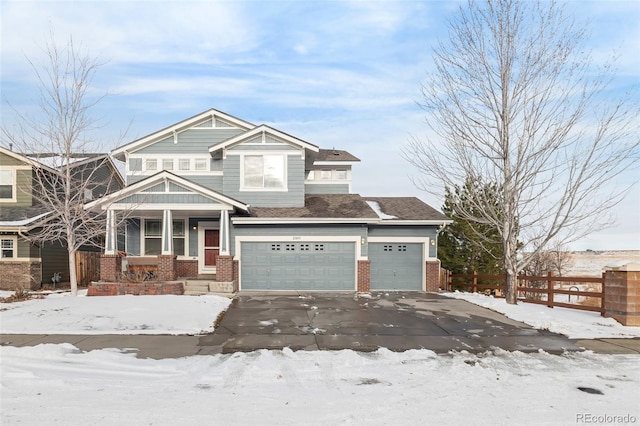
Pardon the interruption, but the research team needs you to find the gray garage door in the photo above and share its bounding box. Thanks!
[369,243,423,290]
[241,241,356,290]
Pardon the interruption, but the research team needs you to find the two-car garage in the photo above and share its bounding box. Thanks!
[239,239,426,291]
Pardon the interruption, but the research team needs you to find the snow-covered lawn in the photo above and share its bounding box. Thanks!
[443,291,640,339]
[1,290,639,425]
[0,290,231,335]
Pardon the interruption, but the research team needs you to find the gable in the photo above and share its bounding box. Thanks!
[209,125,319,156]
[111,109,256,160]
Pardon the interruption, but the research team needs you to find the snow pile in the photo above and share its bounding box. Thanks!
[0,290,231,335]
[444,291,640,339]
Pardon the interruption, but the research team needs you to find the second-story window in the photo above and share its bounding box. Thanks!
[243,155,285,190]
[145,159,157,171]
[162,159,174,171]
[194,159,208,171]
[178,159,190,171]
[0,169,15,201]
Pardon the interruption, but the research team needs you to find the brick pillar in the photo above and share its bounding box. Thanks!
[157,255,177,281]
[217,255,234,283]
[357,260,370,292]
[604,264,640,326]
[100,254,122,282]
[425,260,441,292]
[232,260,239,292]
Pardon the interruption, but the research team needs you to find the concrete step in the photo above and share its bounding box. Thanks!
[184,280,235,295]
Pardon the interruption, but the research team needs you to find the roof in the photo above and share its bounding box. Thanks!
[305,149,360,169]
[250,194,378,219]
[363,197,450,222]
[111,108,256,160]
[0,205,53,230]
[209,124,319,154]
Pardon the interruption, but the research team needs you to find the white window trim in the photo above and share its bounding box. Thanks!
[0,235,18,259]
[0,167,18,203]
[140,217,188,257]
[129,155,215,175]
[239,153,288,192]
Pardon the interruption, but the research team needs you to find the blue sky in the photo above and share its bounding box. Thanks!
[1,0,639,250]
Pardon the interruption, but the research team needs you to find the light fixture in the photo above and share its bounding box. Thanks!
[430,240,436,246]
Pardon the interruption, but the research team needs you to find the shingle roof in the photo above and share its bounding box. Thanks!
[363,197,449,221]
[0,204,52,225]
[250,194,378,219]
[305,149,360,169]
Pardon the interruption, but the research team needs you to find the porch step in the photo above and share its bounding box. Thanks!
[184,280,234,295]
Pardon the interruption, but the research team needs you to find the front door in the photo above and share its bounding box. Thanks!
[204,229,220,267]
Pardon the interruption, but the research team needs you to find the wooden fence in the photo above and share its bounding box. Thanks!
[75,251,100,287]
[445,271,605,316]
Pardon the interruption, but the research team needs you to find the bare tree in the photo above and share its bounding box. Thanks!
[405,0,639,304]
[2,33,123,296]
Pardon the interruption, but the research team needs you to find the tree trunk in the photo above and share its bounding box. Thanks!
[68,249,78,296]
[505,269,518,304]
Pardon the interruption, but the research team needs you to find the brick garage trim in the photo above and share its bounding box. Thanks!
[425,260,441,292]
[357,260,370,292]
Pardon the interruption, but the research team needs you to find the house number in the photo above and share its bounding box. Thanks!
[292,236,301,240]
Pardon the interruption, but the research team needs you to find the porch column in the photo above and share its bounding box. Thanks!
[161,209,173,255]
[104,209,117,255]
[220,209,230,255]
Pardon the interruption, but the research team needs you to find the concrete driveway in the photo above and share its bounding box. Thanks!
[203,292,582,354]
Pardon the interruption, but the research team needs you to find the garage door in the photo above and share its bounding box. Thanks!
[241,241,356,290]
[369,243,423,290]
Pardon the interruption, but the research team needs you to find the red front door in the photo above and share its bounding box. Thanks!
[204,230,220,267]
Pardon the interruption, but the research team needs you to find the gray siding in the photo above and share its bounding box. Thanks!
[127,174,222,192]
[228,144,299,152]
[41,242,69,285]
[230,224,365,256]
[119,193,217,204]
[304,183,349,194]
[368,225,439,258]
[16,236,38,258]
[143,183,165,193]
[223,155,304,207]
[136,129,244,154]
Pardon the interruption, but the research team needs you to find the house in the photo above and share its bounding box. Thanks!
[0,147,124,290]
[86,108,451,292]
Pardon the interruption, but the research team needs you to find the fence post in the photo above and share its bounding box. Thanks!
[472,271,478,293]
[600,271,606,317]
[547,271,555,308]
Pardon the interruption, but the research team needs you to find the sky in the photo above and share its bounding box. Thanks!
[2,290,640,425]
[1,0,638,251]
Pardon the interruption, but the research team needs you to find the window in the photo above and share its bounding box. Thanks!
[0,169,15,201]
[143,219,185,256]
[194,159,208,171]
[383,245,393,252]
[1,238,15,258]
[162,159,174,171]
[319,170,332,180]
[398,245,407,252]
[243,155,285,190]
[271,244,281,251]
[335,169,347,180]
[300,244,310,251]
[285,244,296,251]
[145,159,157,171]
[314,244,325,251]
[178,159,190,171]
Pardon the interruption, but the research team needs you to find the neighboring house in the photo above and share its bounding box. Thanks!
[0,147,124,290]
[86,108,451,292]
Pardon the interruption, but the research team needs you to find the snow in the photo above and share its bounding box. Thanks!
[0,290,232,335]
[366,200,398,219]
[0,211,52,226]
[1,290,639,425]
[443,291,640,339]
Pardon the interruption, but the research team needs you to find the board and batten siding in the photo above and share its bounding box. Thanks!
[223,154,304,207]
[40,242,70,285]
[117,193,218,204]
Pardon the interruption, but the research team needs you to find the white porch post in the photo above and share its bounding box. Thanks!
[104,209,117,255]
[161,209,173,255]
[220,209,230,255]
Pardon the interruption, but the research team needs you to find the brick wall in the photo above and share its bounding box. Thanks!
[176,260,198,278]
[357,260,371,292]
[604,265,640,326]
[0,261,42,290]
[425,260,441,292]
[100,255,122,282]
[87,281,184,296]
[232,260,239,292]
[157,255,177,281]
[216,255,234,282]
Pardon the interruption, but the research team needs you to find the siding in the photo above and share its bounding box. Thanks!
[118,193,218,204]
[228,144,300,152]
[136,129,244,154]
[230,224,365,256]
[223,155,304,207]
[15,169,33,206]
[41,242,70,285]
[368,225,439,258]
[16,236,38,258]
[304,183,349,194]
[129,158,142,171]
